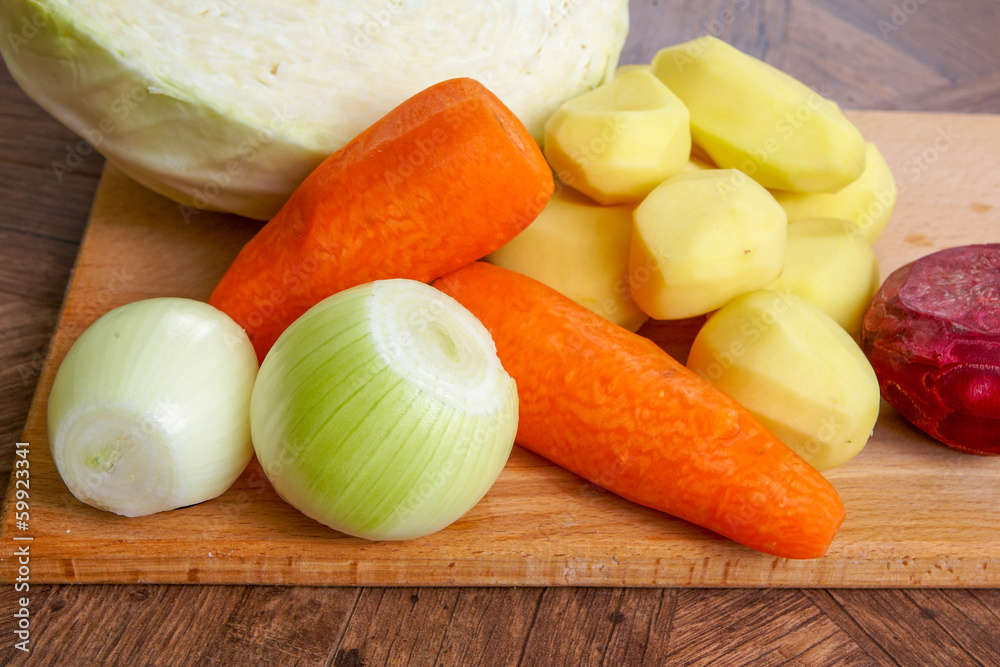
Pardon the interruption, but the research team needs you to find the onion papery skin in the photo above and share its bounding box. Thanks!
[47,298,258,517]
[250,279,518,541]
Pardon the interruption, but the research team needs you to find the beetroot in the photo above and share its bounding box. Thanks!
[860,244,1000,455]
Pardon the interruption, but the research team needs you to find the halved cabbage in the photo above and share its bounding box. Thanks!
[1,0,628,219]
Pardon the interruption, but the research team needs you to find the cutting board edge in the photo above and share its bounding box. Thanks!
[1,544,997,588]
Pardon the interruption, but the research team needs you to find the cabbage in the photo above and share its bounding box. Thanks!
[0,0,628,219]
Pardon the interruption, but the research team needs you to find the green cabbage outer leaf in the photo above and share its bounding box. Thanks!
[0,0,629,220]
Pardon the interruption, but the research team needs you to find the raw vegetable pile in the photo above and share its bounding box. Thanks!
[39,25,998,561]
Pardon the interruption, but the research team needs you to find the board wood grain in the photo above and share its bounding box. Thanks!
[1,110,998,587]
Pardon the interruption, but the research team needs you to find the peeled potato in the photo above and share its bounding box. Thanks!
[630,169,786,319]
[764,218,880,334]
[687,290,880,471]
[772,143,897,244]
[544,69,691,205]
[651,36,866,193]
[486,186,648,331]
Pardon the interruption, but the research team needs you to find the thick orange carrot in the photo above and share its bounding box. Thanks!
[435,262,845,559]
[210,78,553,361]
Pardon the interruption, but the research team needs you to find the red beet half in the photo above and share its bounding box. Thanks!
[860,244,1000,455]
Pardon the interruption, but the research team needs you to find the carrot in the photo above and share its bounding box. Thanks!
[434,262,845,559]
[209,78,553,361]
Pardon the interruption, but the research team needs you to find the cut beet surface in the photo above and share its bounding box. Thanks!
[860,244,1000,455]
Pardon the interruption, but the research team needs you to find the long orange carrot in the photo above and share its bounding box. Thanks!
[435,262,845,559]
[210,78,553,361]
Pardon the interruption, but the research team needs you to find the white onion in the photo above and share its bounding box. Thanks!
[47,298,258,517]
[250,279,518,540]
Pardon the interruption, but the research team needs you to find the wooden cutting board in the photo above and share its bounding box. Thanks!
[2,110,999,587]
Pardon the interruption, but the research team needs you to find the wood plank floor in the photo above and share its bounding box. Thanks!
[2,0,999,664]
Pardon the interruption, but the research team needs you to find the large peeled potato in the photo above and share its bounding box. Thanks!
[630,169,786,319]
[772,143,897,244]
[764,218,880,334]
[651,36,866,193]
[486,187,647,331]
[687,290,880,471]
[544,69,691,205]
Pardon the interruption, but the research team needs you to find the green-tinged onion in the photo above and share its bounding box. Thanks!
[250,279,518,541]
[47,298,258,517]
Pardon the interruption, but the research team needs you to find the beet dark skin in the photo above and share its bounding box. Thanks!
[860,244,1000,455]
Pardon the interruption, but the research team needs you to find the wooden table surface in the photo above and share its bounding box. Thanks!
[2,1,999,664]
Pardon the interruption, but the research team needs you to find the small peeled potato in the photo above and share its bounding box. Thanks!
[544,69,691,205]
[687,290,880,471]
[630,169,786,319]
[764,218,880,334]
[772,143,897,244]
[651,36,866,193]
[486,186,648,331]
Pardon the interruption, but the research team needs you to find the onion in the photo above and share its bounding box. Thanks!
[250,279,518,540]
[47,298,258,517]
